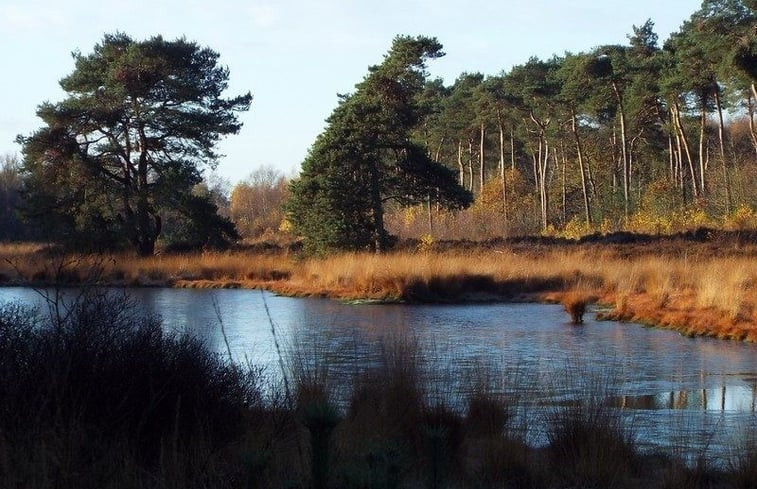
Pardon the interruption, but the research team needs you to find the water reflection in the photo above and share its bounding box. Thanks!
[1,286,756,460]
[610,385,757,411]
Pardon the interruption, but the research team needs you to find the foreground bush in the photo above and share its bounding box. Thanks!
[0,293,265,488]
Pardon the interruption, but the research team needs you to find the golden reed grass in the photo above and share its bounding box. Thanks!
[1,241,755,341]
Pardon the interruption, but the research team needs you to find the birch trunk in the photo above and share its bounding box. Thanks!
[668,134,675,181]
[673,120,686,199]
[611,127,618,194]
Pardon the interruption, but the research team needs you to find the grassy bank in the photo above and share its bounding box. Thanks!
[1,234,755,341]
[0,295,755,489]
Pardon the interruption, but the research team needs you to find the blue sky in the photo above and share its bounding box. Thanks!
[1,0,702,184]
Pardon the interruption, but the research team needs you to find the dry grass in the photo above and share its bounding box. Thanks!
[275,250,590,302]
[1,239,755,341]
[595,252,757,341]
[0,247,295,288]
[561,291,590,324]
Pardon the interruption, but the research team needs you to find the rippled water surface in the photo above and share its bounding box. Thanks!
[2,286,755,461]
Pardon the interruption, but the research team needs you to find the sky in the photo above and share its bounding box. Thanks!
[1,0,703,185]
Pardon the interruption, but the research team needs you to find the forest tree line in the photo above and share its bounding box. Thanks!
[285,0,757,252]
[395,3,757,238]
[2,0,756,252]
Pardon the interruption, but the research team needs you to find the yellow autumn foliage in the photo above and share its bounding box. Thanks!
[416,233,435,253]
[722,204,757,231]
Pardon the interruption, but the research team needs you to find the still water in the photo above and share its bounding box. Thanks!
[1,286,755,461]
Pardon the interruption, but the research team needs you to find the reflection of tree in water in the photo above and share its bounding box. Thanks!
[675,390,689,410]
[611,384,756,412]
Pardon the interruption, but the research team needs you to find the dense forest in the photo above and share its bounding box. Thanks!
[386,3,757,240]
[2,0,756,253]
[287,0,757,251]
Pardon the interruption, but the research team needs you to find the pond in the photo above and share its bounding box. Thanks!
[1,286,755,462]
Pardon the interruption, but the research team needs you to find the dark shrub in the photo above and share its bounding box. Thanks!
[0,292,262,487]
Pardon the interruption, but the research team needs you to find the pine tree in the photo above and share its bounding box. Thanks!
[287,36,472,254]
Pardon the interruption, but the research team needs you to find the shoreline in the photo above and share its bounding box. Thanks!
[3,277,755,343]
[1,237,755,343]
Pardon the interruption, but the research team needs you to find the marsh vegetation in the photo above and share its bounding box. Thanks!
[2,232,755,341]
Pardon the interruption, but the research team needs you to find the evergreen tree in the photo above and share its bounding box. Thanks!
[18,33,250,254]
[287,36,472,254]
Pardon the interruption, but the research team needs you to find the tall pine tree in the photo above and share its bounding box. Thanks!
[288,36,472,254]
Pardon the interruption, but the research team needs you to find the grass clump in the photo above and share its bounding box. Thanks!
[545,368,639,488]
[0,292,265,489]
[561,291,590,324]
[727,423,757,489]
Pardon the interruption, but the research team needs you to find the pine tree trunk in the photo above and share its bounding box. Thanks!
[747,91,757,158]
[672,101,698,199]
[467,139,474,193]
[560,141,567,225]
[457,140,464,187]
[587,162,598,202]
[714,90,732,213]
[510,128,515,171]
[698,99,707,195]
[571,109,592,226]
[479,122,486,192]
[539,138,549,230]
[135,129,159,256]
[611,81,630,218]
[499,122,508,229]
[370,168,388,253]
[433,137,445,163]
